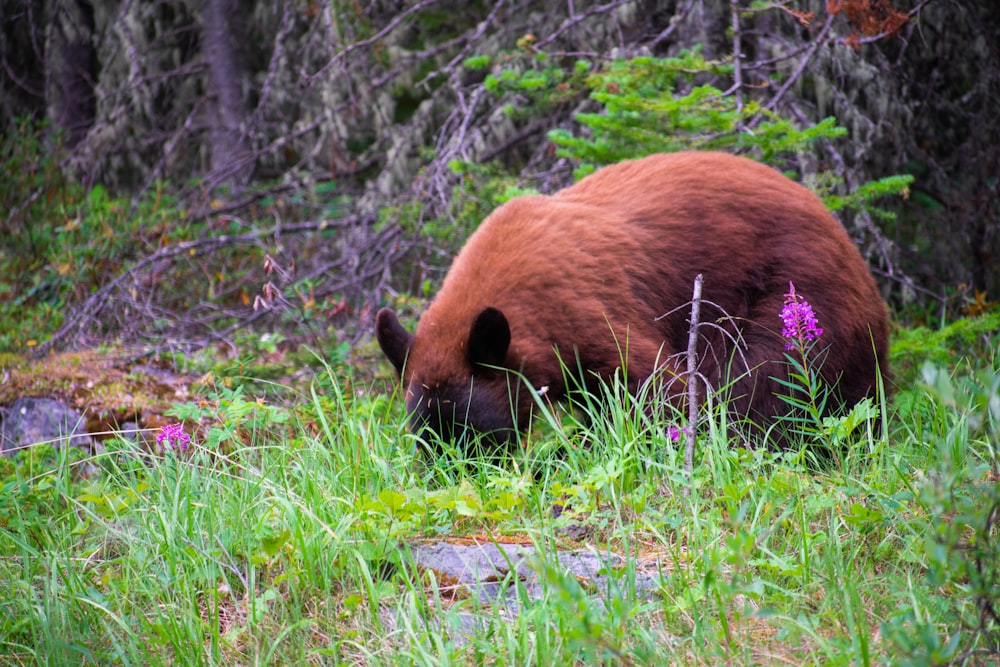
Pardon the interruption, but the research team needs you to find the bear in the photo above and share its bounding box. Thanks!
[376,151,890,449]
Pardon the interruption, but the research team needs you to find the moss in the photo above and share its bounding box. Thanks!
[0,349,195,436]
[0,353,24,371]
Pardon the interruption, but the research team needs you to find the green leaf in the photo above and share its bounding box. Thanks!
[378,489,409,513]
[462,55,492,70]
[261,529,291,558]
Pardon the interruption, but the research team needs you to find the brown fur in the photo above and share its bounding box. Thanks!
[377,152,890,447]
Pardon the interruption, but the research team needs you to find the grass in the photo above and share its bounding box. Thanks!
[1,326,998,666]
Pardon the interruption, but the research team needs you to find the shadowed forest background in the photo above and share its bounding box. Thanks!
[1,0,998,355]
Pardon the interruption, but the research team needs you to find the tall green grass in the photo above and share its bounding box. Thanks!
[1,323,998,665]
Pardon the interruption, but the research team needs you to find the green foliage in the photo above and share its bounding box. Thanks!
[548,52,913,218]
[549,52,823,166]
[823,173,914,219]
[353,479,528,539]
[767,284,884,459]
[891,310,1000,380]
[461,54,492,70]
[464,48,912,230]
[889,310,999,443]
[481,51,590,119]
[0,122,180,351]
[771,344,883,463]
[540,51,832,167]
[882,362,1000,664]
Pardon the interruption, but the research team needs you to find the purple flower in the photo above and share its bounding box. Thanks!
[666,424,691,443]
[780,282,823,350]
[157,423,191,452]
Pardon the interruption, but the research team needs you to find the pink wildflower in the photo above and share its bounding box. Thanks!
[780,282,823,350]
[157,423,191,452]
[666,424,691,443]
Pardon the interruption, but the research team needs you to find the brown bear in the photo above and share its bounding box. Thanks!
[376,151,890,449]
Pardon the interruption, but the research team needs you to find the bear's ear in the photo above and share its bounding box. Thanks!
[375,308,413,375]
[468,307,510,369]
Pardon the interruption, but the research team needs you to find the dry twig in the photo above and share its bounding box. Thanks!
[684,274,703,493]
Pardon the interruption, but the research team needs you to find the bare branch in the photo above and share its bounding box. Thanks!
[533,0,634,51]
[34,213,382,357]
[306,0,443,86]
[684,273,703,493]
[650,0,697,49]
[765,10,836,113]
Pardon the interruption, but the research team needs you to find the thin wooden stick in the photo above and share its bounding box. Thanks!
[685,274,703,493]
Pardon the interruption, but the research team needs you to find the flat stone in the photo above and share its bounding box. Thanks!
[408,541,662,605]
[408,541,532,599]
[410,541,533,582]
[1,397,93,456]
[398,540,667,646]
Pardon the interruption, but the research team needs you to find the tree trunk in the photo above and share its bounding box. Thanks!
[203,0,254,189]
[49,0,96,147]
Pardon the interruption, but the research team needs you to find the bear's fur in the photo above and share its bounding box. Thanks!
[377,152,890,447]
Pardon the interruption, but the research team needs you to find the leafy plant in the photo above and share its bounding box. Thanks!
[546,51,912,217]
[891,311,1000,381]
[882,362,1000,664]
[549,50,835,166]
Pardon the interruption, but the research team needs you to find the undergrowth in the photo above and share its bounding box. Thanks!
[1,312,997,666]
[0,121,356,355]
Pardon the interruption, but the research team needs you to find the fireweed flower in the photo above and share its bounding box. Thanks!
[666,424,691,443]
[780,282,823,351]
[157,423,191,452]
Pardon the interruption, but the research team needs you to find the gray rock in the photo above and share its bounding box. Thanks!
[0,397,93,456]
[409,541,533,586]
[408,541,663,610]
[394,540,667,646]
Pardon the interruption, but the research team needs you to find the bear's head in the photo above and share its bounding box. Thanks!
[375,306,529,450]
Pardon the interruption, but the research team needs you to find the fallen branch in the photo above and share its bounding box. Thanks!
[34,212,384,358]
